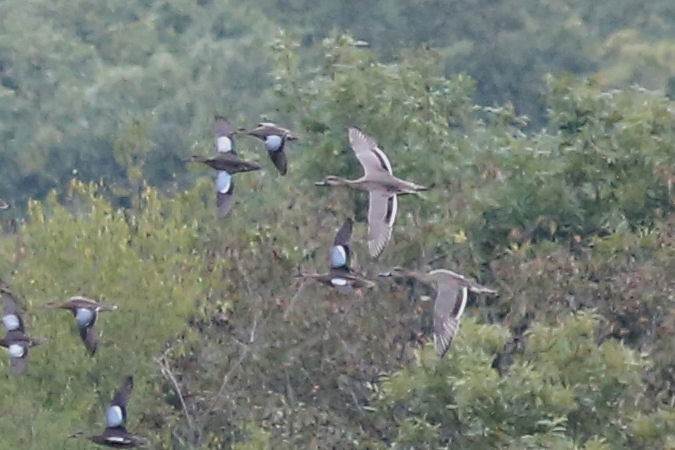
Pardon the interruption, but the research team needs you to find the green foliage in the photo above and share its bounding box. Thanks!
[2,0,675,208]
[470,77,674,254]
[375,313,666,449]
[230,423,271,450]
[0,0,275,207]
[0,2,674,448]
[0,181,211,449]
[272,33,493,266]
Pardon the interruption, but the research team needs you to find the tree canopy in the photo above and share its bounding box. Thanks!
[0,1,673,449]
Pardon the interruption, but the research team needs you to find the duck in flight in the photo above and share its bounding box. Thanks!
[0,284,42,374]
[239,122,298,175]
[190,116,261,217]
[379,267,497,357]
[315,127,428,258]
[70,375,148,447]
[44,296,118,356]
[299,217,375,294]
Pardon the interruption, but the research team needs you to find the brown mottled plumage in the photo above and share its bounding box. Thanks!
[1,284,42,374]
[239,122,298,175]
[299,218,375,294]
[69,375,148,447]
[190,116,261,217]
[315,127,428,258]
[379,268,496,357]
[44,296,117,356]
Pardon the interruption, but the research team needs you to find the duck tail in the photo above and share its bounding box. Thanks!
[419,180,435,191]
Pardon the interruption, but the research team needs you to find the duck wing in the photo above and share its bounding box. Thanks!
[243,123,292,175]
[430,272,468,358]
[2,288,24,333]
[366,191,397,258]
[329,218,353,269]
[216,171,235,218]
[333,217,354,247]
[10,350,28,374]
[107,375,133,428]
[79,323,98,356]
[4,330,29,375]
[268,148,288,175]
[215,116,237,154]
[246,123,297,139]
[348,127,393,177]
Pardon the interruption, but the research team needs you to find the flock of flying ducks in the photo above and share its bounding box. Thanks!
[189,117,497,356]
[1,284,146,447]
[0,116,497,447]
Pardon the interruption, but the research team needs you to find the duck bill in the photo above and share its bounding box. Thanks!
[42,301,67,309]
[363,279,377,288]
[30,336,46,347]
[98,304,118,312]
[296,271,319,279]
[68,432,88,440]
